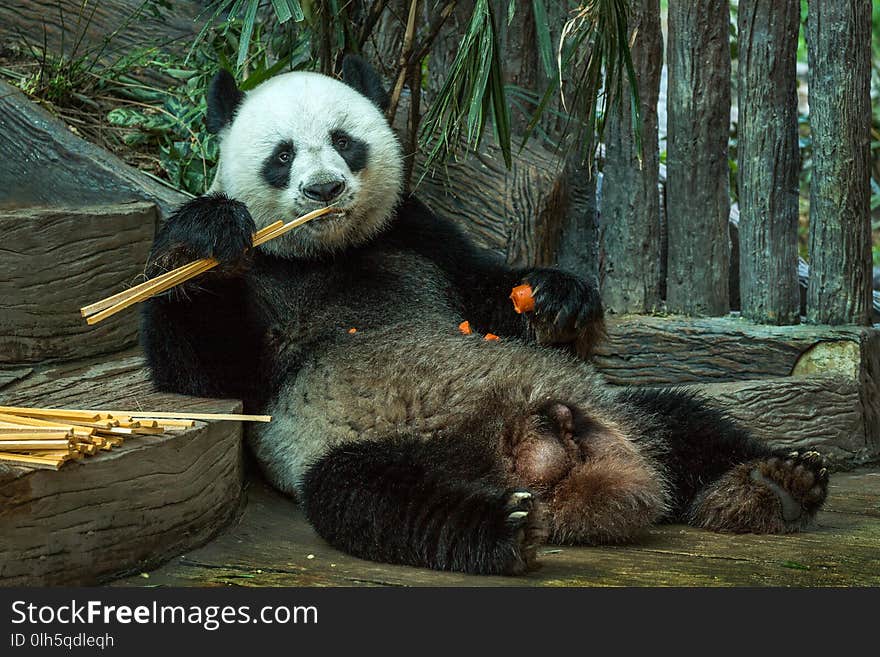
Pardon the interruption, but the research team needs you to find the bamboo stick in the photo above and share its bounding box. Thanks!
[0,406,100,421]
[0,432,73,441]
[0,413,91,436]
[132,418,195,428]
[0,423,73,434]
[81,207,337,324]
[0,440,72,450]
[0,452,64,469]
[124,411,271,422]
[85,259,218,325]
[78,220,286,317]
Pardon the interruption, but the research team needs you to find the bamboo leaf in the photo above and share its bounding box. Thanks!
[236,0,260,68]
[532,0,554,78]
[269,0,293,24]
[288,0,305,22]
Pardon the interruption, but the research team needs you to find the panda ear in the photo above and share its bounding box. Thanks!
[342,55,390,112]
[207,69,245,134]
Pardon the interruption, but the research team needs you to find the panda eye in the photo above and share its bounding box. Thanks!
[277,150,292,164]
[333,134,350,151]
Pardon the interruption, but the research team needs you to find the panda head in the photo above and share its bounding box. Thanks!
[207,56,403,259]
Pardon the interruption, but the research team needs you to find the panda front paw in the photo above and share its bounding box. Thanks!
[521,268,605,356]
[146,193,256,285]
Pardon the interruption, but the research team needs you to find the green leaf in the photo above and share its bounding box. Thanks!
[270,0,293,24]
[288,0,305,22]
[236,1,260,68]
[531,0,554,79]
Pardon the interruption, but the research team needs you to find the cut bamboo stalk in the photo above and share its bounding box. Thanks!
[0,440,72,450]
[0,413,90,435]
[78,220,286,317]
[0,406,100,421]
[0,432,74,441]
[83,410,271,422]
[134,418,195,428]
[0,424,73,434]
[85,259,218,325]
[0,452,64,469]
[82,208,336,324]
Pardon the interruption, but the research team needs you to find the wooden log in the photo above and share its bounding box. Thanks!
[413,137,570,268]
[736,0,801,325]
[0,203,155,364]
[0,1,204,85]
[690,375,870,467]
[600,0,663,314]
[593,314,868,385]
[0,354,245,586]
[0,80,186,217]
[557,158,600,284]
[805,0,873,325]
[665,0,731,315]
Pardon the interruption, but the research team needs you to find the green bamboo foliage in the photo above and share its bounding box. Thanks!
[417,0,512,170]
[524,0,641,162]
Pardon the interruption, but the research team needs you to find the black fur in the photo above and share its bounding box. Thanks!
[383,196,603,343]
[618,387,774,518]
[142,193,265,405]
[261,140,295,189]
[207,70,245,134]
[341,54,390,111]
[302,434,541,575]
[331,130,369,173]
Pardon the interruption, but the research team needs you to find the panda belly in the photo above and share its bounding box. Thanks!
[248,321,668,529]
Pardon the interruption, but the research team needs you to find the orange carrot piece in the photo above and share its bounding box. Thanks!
[458,320,472,335]
[348,328,357,334]
[484,333,499,341]
[509,284,535,314]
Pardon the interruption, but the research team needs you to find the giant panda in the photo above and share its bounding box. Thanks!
[141,56,830,575]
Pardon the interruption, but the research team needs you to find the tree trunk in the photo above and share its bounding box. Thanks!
[736,0,801,325]
[665,0,731,316]
[600,0,663,314]
[805,0,872,325]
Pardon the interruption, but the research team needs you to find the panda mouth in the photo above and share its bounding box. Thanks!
[304,208,347,226]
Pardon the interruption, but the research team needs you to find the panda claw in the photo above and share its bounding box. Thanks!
[508,510,529,520]
[511,491,532,502]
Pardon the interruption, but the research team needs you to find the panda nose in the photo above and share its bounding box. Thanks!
[302,180,346,202]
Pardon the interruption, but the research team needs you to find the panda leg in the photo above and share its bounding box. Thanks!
[300,433,548,575]
[493,396,671,545]
[618,388,830,533]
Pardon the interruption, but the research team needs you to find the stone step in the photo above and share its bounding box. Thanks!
[0,202,158,364]
[0,352,244,585]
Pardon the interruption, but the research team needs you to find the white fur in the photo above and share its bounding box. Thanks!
[210,71,403,258]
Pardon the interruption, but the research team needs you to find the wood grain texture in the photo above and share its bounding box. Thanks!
[665,0,731,315]
[0,0,203,85]
[600,0,663,313]
[805,0,873,325]
[414,138,569,268]
[0,80,187,216]
[592,314,866,385]
[736,0,801,324]
[689,376,868,466]
[0,354,245,585]
[110,470,880,587]
[0,203,156,364]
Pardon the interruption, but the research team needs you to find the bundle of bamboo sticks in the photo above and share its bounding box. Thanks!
[80,205,339,325]
[0,405,270,470]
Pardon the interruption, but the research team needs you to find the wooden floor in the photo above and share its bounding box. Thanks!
[112,467,880,587]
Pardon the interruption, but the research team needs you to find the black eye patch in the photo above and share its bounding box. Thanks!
[330,130,369,173]
[261,140,295,189]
